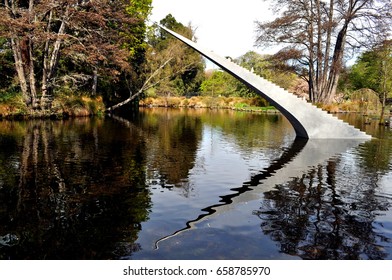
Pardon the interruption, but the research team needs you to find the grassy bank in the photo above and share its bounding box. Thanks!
[139,96,279,113]
[2,94,389,120]
[319,100,391,121]
[0,94,105,120]
[140,96,391,123]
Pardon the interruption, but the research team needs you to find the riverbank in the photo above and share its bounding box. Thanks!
[139,96,279,113]
[140,96,392,117]
[0,95,105,120]
[1,94,390,120]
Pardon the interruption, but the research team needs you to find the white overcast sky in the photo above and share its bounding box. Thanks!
[149,0,277,60]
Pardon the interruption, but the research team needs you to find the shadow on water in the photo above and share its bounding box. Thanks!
[154,137,370,254]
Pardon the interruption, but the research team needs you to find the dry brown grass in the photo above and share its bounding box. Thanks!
[0,104,12,116]
[139,96,269,110]
[320,103,340,113]
[0,95,105,119]
[339,101,360,113]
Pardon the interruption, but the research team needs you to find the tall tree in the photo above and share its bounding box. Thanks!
[0,38,15,93]
[107,0,152,104]
[146,15,205,97]
[106,14,205,111]
[349,40,392,123]
[200,71,237,97]
[237,51,297,90]
[200,51,298,98]
[255,0,392,104]
[0,0,145,109]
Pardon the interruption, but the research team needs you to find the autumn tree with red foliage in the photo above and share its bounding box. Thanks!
[0,0,149,109]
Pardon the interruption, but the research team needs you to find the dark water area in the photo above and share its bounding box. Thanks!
[0,108,391,259]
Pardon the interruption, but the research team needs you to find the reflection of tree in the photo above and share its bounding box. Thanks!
[253,160,390,259]
[138,108,202,195]
[0,119,151,259]
[138,108,293,195]
[200,110,293,153]
[359,138,392,175]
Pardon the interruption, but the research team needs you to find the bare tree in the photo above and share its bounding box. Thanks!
[255,0,392,104]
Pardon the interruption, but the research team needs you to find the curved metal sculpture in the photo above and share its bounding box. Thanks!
[158,24,371,140]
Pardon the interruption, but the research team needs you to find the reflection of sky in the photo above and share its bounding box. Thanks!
[377,171,392,222]
[341,147,392,224]
[374,171,392,257]
[379,171,392,191]
[190,125,269,193]
[137,124,275,251]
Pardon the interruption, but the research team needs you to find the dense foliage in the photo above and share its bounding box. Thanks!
[200,51,298,98]
[143,14,205,98]
[0,0,152,111]
[346,40,392,121]
[349,41,392,94]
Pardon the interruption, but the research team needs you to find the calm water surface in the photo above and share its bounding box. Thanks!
[0,108,391,259]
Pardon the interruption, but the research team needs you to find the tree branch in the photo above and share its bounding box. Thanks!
[105,57,173,111]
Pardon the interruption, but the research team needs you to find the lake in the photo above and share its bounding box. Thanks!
[0,108,391,259]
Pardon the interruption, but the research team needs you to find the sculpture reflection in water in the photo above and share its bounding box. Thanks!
[253,150,390,260]
[155,137,385,260]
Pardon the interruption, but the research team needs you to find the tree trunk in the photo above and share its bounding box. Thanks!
[5,0,30,105]
[322,0,334,93]
[28,0,37,108]
[308,68,315,103]
[92,68,98,96]
[41,6,68,109]
[5,0,38,108]
[28,36,38,108]
[315,0,323,97]
[10,37,31,105]
[324,23,349,104]
[106,58,173,112]
[41,9,53,108]
[379,93,386,125]
[307,1,316,103]
[106,92,140,112]
[379,60,388,124]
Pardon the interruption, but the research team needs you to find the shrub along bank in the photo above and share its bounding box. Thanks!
[139,96,279,113]
[0,94,105,120]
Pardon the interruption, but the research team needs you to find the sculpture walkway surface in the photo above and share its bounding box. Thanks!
[158,25,371,140]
